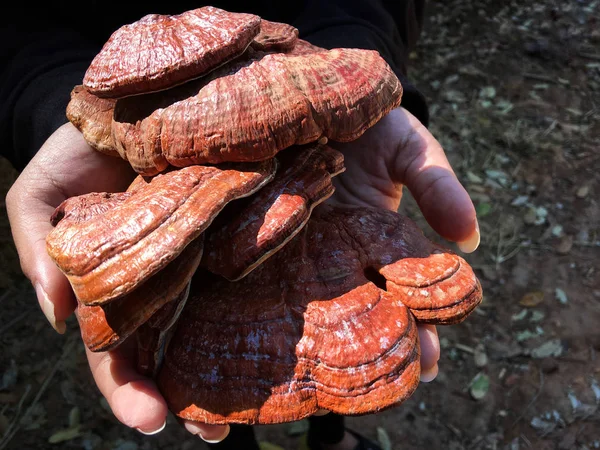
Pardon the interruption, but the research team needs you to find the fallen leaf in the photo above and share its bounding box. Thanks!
[466,171,483,184]
[551,225,563,237]
[469,372,490,400]
[520,291,545,307]
[555,288,568,305]
[530,310,546,322]
[516,329,543,342]
[531,339,564,359]
[530,416,557,434]
[68,407,80,428]
[511,309,528,321]
[511,195,530,207]
[259,442,285,450]
[48,426,82,444]
[479,86,497,99]
[476,202,492,217]
[377,427,392,450]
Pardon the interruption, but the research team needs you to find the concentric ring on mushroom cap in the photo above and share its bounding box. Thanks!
[83,6,261,98]
[111,47,402,175]
[157,205,482,424]
[46,160,277,305]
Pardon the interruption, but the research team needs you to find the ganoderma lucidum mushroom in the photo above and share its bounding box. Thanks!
[47,6,483,425]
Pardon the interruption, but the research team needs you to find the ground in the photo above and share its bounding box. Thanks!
[1,1,599,449]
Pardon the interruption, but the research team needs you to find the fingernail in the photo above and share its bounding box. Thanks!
[136,419,167,435]
[36,284,66,334]
[457,222,480,254]
[420,363,439,383]
[185,422,230,443]
[313,409,330,416]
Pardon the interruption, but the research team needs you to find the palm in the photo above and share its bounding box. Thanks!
[329,107,477,244]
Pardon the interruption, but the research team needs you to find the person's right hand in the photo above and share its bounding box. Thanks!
[5,123,230,442]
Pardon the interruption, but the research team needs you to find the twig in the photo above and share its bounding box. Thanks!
[0,309,32,335]
[0,337,76,450]
[578,51,600,61]
[523,73,554,83]
[510,370,545,428]
[0,385,31,450]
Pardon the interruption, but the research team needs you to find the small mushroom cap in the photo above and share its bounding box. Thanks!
[83,6,261,98]
[77,239,202,352]
[202,143,344,280]
[250,19,299,52]
[112,47,402,175]
[157,205,482,424]
[66,86,118,157]
[136,282,192,377]
[46,160,276,305]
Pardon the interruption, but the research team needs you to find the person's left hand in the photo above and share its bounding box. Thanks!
[327,106,480,382]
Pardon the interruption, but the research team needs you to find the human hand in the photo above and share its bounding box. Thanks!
[328,107,480,382]
[5,123,229,441]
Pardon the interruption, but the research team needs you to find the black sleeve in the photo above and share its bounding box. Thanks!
[293,0,429,127]
[0,22,98,170]
[0,2,151,170]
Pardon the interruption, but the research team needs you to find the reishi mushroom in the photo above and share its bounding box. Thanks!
[46,6,483,425]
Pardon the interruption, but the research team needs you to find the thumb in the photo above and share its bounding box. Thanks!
[6,175,76,334]
[390,108,480,252]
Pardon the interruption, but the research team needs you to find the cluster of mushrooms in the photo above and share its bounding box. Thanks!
[46,6,483,425]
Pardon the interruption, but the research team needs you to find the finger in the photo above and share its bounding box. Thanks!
[417,324,440,383]
[86,344,169,434]
[86,344,230,440]
[390,109,480,251]
[183,420,231,443]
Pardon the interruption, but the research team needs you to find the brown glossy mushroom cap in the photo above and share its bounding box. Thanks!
[83,6,261,98]
[46,160,276,305]
[202,143,344,280]
[66,86,118,157]
[112,47,402,175]
[157,205,482,424]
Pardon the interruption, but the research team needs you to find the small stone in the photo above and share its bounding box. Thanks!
[474,344,488,368]
[555,288,568,305]
[540,358,559,374]
[556,235,574,254]
[576,185,589,198]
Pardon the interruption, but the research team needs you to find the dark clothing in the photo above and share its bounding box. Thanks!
[0,1,427,170]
